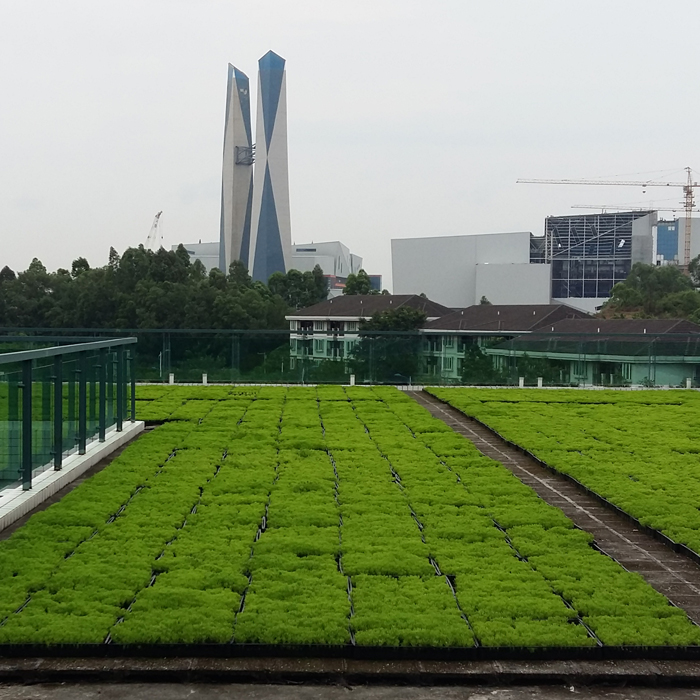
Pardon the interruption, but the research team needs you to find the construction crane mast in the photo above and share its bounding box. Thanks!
[145,211,163,251]
[518,167,698,267]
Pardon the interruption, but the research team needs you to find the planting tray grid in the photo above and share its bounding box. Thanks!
[412,390,700,628]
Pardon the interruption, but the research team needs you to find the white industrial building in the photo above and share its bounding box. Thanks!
[391,212,661,313]
[172,242,220,273]
[391,232,551,309]
[290,241,362,278]
[174,239,375,291]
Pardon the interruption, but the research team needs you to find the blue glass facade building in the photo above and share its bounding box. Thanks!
[531,211,655,303]
[218,52,291,281]
[657,220,679,263]
[249,51,291,282]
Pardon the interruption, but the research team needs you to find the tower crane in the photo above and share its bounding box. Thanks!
[145,211,163,251]
[517,167,699,267]
[571,204,700,214]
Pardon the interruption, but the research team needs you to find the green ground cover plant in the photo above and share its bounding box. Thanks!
[0,385,697,647]
[353,388,699,647]
[427,387,700,557]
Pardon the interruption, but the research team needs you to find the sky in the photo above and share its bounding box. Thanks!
[1,0,699,290]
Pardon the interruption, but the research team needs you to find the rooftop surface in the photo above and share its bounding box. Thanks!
[534,318,700,335]
[287,295,451,319]
[423,304,589,332]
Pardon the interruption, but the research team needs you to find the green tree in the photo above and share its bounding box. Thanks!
[688,255,700,288]
[228,260,253,288]
[108,247,121,269]
[460,344,504,384]
[267,265,328,309]
[604,262,694,316]
[0,266,16,283]
[350,307,427,382]
[360,307,427,331]
[71,257,90,278]
[343,269,377,295]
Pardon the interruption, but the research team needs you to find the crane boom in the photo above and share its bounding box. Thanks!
[145,211,163,251]
[518,167,698,266]
[517,178,685,187]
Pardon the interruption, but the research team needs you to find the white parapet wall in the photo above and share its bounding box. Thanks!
[0,420,145,533]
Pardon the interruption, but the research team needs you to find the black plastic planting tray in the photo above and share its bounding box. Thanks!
[432,394,700,568]
[3,643,700,661]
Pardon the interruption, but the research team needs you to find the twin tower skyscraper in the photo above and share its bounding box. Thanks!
[219,51,291,282]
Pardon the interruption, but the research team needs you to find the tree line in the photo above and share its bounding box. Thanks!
[601,259,700,322]
[0,245,337,329]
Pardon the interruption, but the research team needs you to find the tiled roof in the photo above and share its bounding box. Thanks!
[535,318,700,335]
[498,318,700,357]
[423,304,590,332]
[287,295,451,319]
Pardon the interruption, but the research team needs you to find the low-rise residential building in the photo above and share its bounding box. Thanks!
[285,298,700,386]
[420,304,589,379]
[286,295,450,368]
[486,318,700,386]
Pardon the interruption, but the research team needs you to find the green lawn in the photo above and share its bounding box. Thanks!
[0,385,696,647]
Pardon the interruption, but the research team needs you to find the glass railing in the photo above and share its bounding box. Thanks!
[0,338,137,491]
[1,328,699,389]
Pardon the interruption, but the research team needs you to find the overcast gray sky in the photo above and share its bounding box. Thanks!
[1,0,698,289]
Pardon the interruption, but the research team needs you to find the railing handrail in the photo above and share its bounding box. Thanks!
[2,327,700,340]
[0,337,137,365]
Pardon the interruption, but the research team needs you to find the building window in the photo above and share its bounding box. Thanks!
[346,321,359,332]
[289,320,298,331]
[444,356,454,371]
[314,339,325,354]
[299,340,313,356]
[313,321,325,331]
[299,320,313,332]
[329,321,344,334]
[458,336,476,352]
[622,363,632,381]
[327,340,344,358]
[290,357,296,369]
[290,339,297,353]
[444,336,454,348]
[424,336,441,352]
[424,356,440,375]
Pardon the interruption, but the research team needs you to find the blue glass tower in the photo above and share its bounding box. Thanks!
[249,51,291,282]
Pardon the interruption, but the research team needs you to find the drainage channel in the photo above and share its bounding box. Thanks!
[408,390,700,626]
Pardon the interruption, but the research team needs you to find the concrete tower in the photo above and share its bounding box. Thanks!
[249,50,292,282]
[219,65,254,273]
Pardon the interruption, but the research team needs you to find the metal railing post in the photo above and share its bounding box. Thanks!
[99,348,107,442]
[89,353,97,440]
[68,361,76,446]
[53,355,63,470]
[21,359,32,490]
[107,351,114,425]
[130,349,136,422]
[116,347,124,432]
[78,352,87,454]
